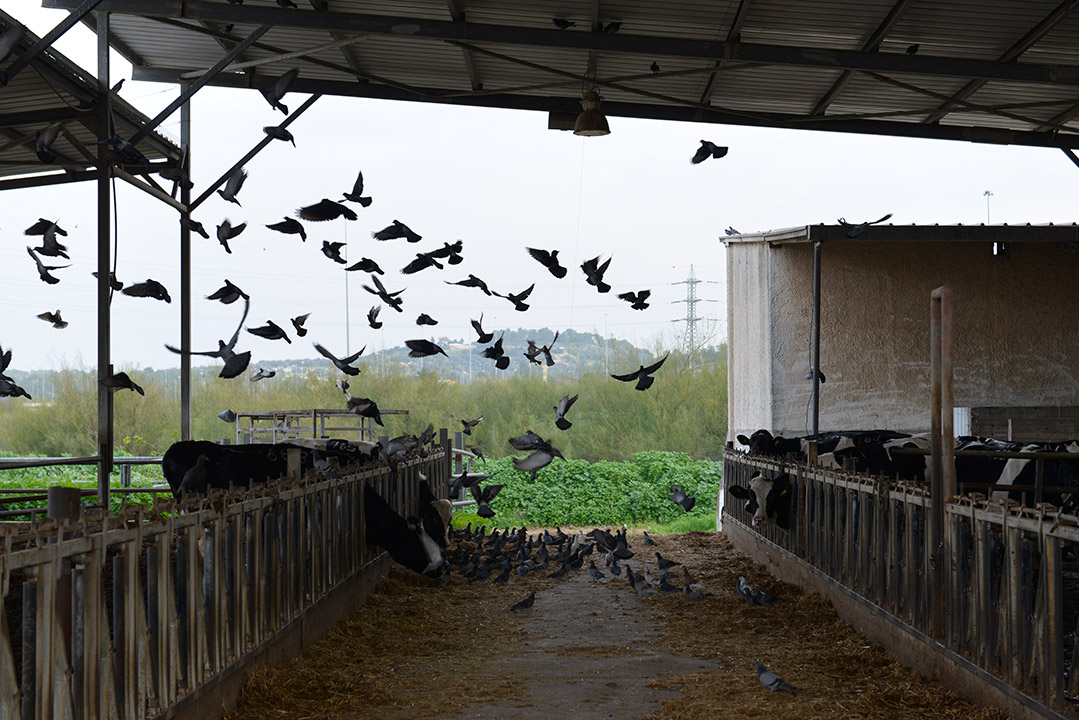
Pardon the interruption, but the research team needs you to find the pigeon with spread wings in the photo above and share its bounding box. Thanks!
[165,297,251,378]
[526,247,567,278]
[363,274,405,312]
[611,353,669,391]
[342,170,373,206]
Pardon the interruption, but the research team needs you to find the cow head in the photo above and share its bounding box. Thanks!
[736,430,802,458]
[728,473,793,529]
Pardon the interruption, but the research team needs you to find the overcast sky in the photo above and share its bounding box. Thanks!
[5,1,1079,373]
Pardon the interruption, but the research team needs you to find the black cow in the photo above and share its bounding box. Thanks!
[728,473,794,529]
[364,484,446,577]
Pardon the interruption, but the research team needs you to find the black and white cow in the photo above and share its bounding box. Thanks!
[364,484,446,577]
[728,473,794,529]
[955,437,1079,511]
[419,477,453,548]
[737,429,911,463]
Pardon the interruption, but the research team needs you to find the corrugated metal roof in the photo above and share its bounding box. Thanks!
[39,0,1079,150]
[722,223,1079,245]
[0,8,181,186]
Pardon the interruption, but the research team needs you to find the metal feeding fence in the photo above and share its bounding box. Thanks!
[0,446,449,720]
[723,451,1079,718]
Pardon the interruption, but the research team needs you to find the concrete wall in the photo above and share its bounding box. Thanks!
[728,239,1079,438]
[727,241,774,439]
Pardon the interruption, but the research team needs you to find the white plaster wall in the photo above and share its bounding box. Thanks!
[729,239,1079,436]
[726,242,774,440]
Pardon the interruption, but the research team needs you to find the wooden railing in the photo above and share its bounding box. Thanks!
[723,451,1079,717]
[0,445,449,720]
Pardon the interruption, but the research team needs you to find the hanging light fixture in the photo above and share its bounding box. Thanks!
[573,90,610,136]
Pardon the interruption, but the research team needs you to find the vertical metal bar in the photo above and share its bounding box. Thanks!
[21,575,36,720]
[929,286,945,639]
[1006,523,1022,685]
[145,541,160,714]
[179,89,192,441]
[95,11,113,506]
[111,552,125,719]
[939,287,955,501]
[974,518,989,668]
[71,561,85,720]
[810,240,822,436]
[1043,534,1063,708]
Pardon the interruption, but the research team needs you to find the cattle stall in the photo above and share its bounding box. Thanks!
[723,451,1079,719]
[0,445,449,720]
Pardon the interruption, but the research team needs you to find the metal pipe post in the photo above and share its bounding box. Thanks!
[938,286,955,500]
[96,11,113,506]
[811,240,822,436]
[929,284,954,640]
[180,89,192,440]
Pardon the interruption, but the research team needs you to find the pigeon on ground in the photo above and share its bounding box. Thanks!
[452,415,482,435]
[25,219,69,258]
[494,283,534,312]
[247,321,291,343]
[642,530,657,546]
[26,247,69,285]
[290,313,311,337]
[618,290,650,310]
[122,279,171,303]
[446,274,492,295]
[216,167,247,206]
[346,257,384,274]
[342,170,373,206]
[101,372,144,396]
[367,305,383,329]
[207,279,248,305]
[181,217,210,239]
[755,661,797,694]
[406,339,447,358]
[554,394,578,430]
[165,298,251,378]
[691,140,728,164]
[668,486,696,511]
[347,397,383,425]
[837,213,893,238]
[91,271,124,291]
[218,409,237,423]
[589,560,605,580]
[402,252,444,275]
[34,122,64,163]
[482,335,511,370]
[611,353,669,391]
[581,256,612,293]
[250,368,276,382]
[263,126,295,145]
[553,18,575,29]
[216,219,246,253]
[655,552,679,570]
[260,67,298,114]
[300,199,358,222]
[37,310,68,329]
[315,342,361,375]
[510,591,536,611]
[471,315,494,343]
[526,247,567,278]
[266,217,306,241]
[363,275,405,312]
[416,313,438,326]
[372,220,421,242]
[322,241,347,264]
[737,575,784,607]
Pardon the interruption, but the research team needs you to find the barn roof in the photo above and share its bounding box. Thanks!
[0,7,181,190]
[722,223,1079,245]
[37,0,1079,152]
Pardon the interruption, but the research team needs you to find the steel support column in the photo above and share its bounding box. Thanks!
[180,90,192,441]
[810,240,822,437]
[929,284,954,641]
[96,12,112,505]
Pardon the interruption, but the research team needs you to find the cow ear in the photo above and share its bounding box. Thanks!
[729,486,750,499]
[736,435,749,445]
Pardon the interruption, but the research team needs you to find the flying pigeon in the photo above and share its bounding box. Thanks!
[25,219,69,258]
[416,313,438,326]
[216,219,246,253]
[493,283,534,312]
[165,297,251,378]
[122,279,171,303]
[347,396,383,425]
[263,125,295,146]
[250,368,276,382]
[452,415,482,435]
[482,335,510,370]
[755,661,797,694]
[367,305,383,329]
[538,331,559,366]
[207,279,248,305]
[247,320,291,343]
[346,257,384,274]
[581,255,612,293]
[26,247,69,284]
[510,591,536,611]
[37,310,68,329]
[315,343,365,375]
[554,394,578,430]
[24,218,67,239]
[34,122,65,163]
[526,247,567,278]
[260,67,299,114]
[216,167,247,206]
[342,170,373,206]
[218,409,237,423]
[91,271,124,291]
[322,241,347,264]
[668,485,696,511]
[618,290,651,310]
[363,275,405,312]
[406,339,447,358]
[0,346,29,399]
[509,431,564,480]
[159,166,192,190]
[290,313,311,337]
[691,140,728,164]
[101,372,144,396]
[372,220,421,242]
[429,240,464,265]
[181,217,210,239]
[837,213,893,238]
[0,24,26,66]
[266,217,306,241]
[552,18,575,29]
[611,353,669,391]
[402,252,444,275]
[446,275,492,295]
[299,199,358,222]
[471,315,494,344]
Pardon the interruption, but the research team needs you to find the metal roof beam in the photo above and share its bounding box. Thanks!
[0,0,103,86]
[923,0,1078,124]
[811,0,912,116]
[0,105,93,128]
[698,0,753,105]
[80,11,145,66]
[0,168,97,190]
[43,0,1079,88]
[446,0,482,91]
[130,66,1079,149]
